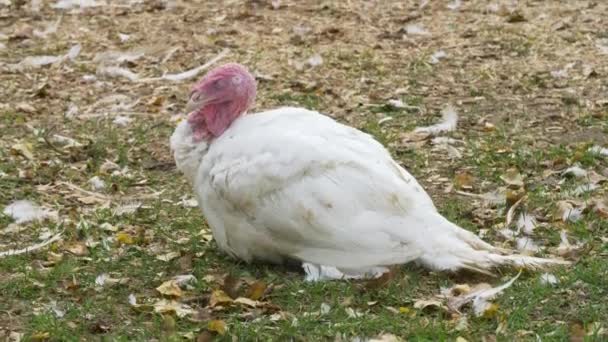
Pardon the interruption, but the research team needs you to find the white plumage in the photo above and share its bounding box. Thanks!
[171,106,568,281]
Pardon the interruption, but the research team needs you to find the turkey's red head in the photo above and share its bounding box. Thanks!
[186,63,257,141]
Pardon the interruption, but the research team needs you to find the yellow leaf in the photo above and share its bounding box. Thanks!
[209,290,233,307]
[11,142,34,160]
[234,297,258,307]
[398,307,411,314]
[208,319,227,335]
[482,303,500,318]
[456,337,468,342]
[153,299,195,317]
[31,331,50,341]
[500,168,524,188]
[156,280,183,297]
[156,251,180,262]
[116,232,135,245]
[413,299,444,311]
[247,281,267,300]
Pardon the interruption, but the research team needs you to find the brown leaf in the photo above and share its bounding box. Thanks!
[196,331,214,342]
[220,274,242,299]
[569,321,585,342]
[64,242,88,256]
[592,198,608,218]
[364,267,397,289]
[454,171,475,190]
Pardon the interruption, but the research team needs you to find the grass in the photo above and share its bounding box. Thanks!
[1,0,608,341]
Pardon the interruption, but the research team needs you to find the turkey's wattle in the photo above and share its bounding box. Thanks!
[170,63,569,281]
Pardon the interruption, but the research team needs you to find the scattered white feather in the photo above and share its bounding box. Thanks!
[516,212,537,235]
[414,105,458,135]
[3,200,57,224]
[572,183,598,196]
[447,0,461,10]
[429,50,447,64]
[588,145,608,156]
[306,54,323,68]
[431,137,459,145]
[387,99,406,108]
[596,39,608,55]
[377,116,393,125]
[303,263,385,282]
[446,271,521,317]
[320,303,331,315]
[98,66,140,82]
[118,33,130,42]
[138,49,228,83]
[561,165,587,178]
[128,294,137,306]
[556,230,583,256]
[31,0,42,11]
[173,274,196,287]
[180,197,198,208]
[539,273,558,285]
[498,228,516,240]
[88,176,105,191]
[50,301,65,318]
[516,237,541,254]
[112,202,141,216]
[0,231,63,258]
[95,273,108,286]
[52,0,106,9]
[405,24,429,36]
[11,43,80,70]
[113,115,133,126]
[94,49,145,64]
[50,134,82,148]
[33,17,61,39]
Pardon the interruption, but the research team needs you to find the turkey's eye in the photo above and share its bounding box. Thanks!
[231,75,242,85]
[213,79,226,89]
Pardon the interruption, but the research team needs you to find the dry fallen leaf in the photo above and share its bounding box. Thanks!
[454,171,475,190]
[10,142,35,160]
[413,299,445,311]
[156,280,184,297]
[554,201,584,222]
[64,241,88,256]
[153,299,196,317]
[501,168,524,188]
[209,290,233,307]
[247,281,268,300]
[156,251,180,262]
[116,232,135,245]
[208,320,227,335]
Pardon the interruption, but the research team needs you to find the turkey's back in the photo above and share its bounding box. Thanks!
[194,107,437,266]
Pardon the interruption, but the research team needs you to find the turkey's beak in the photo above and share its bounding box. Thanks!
[185,91,210,114]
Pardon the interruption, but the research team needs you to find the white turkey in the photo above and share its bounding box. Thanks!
[170,63,569,281]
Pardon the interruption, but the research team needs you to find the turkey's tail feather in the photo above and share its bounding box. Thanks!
[412,212,571,275]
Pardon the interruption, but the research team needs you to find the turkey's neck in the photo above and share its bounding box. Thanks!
[170,119,210,184]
